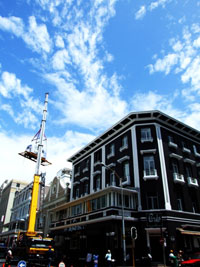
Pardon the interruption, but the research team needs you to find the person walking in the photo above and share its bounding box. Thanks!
[47,245,54,267]
[177,250,184,267]
[93,253,99,267]
[5,249,13,267]
[169,250,178,267]
[105,250,112,267]
[85,251,93,267]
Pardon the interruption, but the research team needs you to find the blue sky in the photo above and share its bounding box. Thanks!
[0,0,200,184]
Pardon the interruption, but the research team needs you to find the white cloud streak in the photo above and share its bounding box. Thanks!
[0,15,52,55]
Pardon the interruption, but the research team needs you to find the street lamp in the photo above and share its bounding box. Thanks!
[100,162,126,265]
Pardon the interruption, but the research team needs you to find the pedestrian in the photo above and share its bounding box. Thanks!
[93,253,99,267]
[5,249,13,267]
[47,245,54,267]
[86,252,93,267]
[105,249,112,267]
[169,250,178,267]
[177,250,184,266]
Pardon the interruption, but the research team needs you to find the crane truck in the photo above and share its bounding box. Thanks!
[13,93,55,266]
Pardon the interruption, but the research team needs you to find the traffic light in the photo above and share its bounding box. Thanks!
[131,227,137,239]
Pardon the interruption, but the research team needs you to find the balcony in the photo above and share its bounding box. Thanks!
[187,177,198,188]
[168,141,178,149]
[143,169,158,180]
[182,147,191,154]
[173,173,185,184]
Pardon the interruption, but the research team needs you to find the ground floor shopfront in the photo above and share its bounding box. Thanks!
[49,210,200,266]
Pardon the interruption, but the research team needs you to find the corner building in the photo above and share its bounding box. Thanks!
[49,110,200,265]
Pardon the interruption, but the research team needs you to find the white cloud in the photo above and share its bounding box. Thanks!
[149,0,170,11]
[55,35,65,48]
[0,16,24,36]
[135,0,171,20]
[0,70,42,129]
[0,15,51,55]
[0,130,95,185]
[148,25,200,95]
[23,16,52,54]
[0,71,32,98]
[52,49,71,70]
[149,53,178,75]
[135,6,146,20]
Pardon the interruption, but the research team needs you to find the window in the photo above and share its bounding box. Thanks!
[74,166,80,177]
[107,143,115,158]
[94,151,101,162]
[193,145,200,157]
[109,171,116,186]
[143,156,157,176]
[185,165,192,178]
[84,183,89,195]
[71,204,82,216]
[168,136,178,148]
[172,160,179,174]
[192,202,198,213]
[123,161,130,184]
[177,198,183,211]
[141,128,153,142]
[83,159,90,172]
[90,195,107,211]
[172,160,184,183]
[147,193,159,209]
[75,187,79,198]
[94,174,101,191]
[120,135,128,151]
[122,135,128,147]
[182,141,191,153]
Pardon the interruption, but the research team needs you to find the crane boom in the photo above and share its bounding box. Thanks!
[27,93,49,236]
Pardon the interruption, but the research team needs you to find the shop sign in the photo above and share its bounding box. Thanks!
[146,213,162,227]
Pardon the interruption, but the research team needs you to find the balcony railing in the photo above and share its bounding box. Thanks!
[187,177,198,187]
[143,169,158,180]
[173,173,185,184]
[168,141,178,149]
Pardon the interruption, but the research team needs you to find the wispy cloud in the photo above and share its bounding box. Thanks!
[135,6,146,20]
[0,15,52,55]
[148,24,200,96]
[135,0,171,20]
[0,70,42,129]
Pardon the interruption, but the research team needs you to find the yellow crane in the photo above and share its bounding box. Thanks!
[15,93,54,266]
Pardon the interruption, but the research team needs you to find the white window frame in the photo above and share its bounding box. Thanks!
[141,128,153,143]
[122,161,130,185]
[107,143,115,159]
[120,135,128,152]
[143,156,158,179]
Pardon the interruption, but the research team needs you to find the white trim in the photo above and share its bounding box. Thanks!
[168,141,178,149]
[102,146,105,189]
[93,170,101,176]
[117,155,130,163]
[183,158,195,165]
[140,149,157,155]
[80,177,89,182]
[169,153,183,160]
[156,124,171,210]
[187,177,198,187]
[119,144,128,152]
[173,173,185,184]
[107,163,116,168]
[131,126,142,210]
[182,147,191,154]
[90,154,94,194]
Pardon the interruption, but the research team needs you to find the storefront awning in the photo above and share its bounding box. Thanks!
[177,228,200,236]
